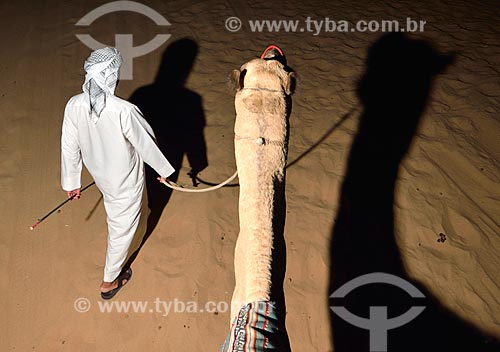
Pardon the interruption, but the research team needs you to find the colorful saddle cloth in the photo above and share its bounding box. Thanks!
[220,301,290,352]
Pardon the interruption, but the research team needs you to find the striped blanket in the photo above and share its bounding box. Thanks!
[220,301,291,352]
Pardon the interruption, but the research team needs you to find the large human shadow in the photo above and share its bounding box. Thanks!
[123,38,208,269]
[329,33,499,351]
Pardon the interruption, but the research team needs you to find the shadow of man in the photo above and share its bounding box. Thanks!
[329,33,499,351]
[123,38,208,269]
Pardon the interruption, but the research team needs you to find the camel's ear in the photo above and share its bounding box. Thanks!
[230,69,247,91]
[283,71,296,95]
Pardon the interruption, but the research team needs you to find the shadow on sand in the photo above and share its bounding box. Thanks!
[122,38,208,270]
[329,33,499,351]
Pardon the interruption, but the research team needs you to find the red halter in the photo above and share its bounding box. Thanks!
[260,45,284,59]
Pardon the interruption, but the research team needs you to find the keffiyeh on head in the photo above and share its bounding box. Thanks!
[82,47,122,122]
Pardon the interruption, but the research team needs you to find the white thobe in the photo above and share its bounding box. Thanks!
[61,93,174,282]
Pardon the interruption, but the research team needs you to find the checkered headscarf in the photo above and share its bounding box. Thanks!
[82,47,122,123]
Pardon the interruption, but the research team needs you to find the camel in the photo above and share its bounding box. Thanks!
[221,46,296,351]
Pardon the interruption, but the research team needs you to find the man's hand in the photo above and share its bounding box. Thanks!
[67,189,81,200]
[157,177,171,184]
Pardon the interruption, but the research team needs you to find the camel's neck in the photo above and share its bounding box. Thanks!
[230,86,290,323]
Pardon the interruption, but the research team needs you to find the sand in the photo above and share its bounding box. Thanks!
[1,0,499,351]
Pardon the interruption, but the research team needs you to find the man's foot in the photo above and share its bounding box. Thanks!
[100,268,132,300]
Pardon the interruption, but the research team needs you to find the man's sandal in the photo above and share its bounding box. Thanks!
[101,268,132,300]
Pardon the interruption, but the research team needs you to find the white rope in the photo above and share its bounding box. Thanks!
[160,135,283,193]
[159,170,238,193]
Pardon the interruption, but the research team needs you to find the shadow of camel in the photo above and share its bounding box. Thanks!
[329,33,499,352]
[122,38,208,270]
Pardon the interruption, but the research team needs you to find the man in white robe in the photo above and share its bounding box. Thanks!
[61,47,174,299]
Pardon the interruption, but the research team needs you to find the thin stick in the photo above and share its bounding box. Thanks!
[30,181,96,230]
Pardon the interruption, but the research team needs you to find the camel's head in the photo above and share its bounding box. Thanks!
[231,45,296,95]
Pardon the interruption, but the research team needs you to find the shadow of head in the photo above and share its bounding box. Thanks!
[358,32,455,111]
[155,38,198,88]
[355,33,455,160]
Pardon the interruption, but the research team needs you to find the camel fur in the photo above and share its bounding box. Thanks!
[230,53,296,323]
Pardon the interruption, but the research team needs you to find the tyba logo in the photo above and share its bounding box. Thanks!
[330,272,426,352]
[75,1,171,80]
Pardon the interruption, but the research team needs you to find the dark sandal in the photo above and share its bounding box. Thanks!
[100,268,132,300]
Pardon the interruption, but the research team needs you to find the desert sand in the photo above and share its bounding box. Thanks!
[1,0,499,351]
